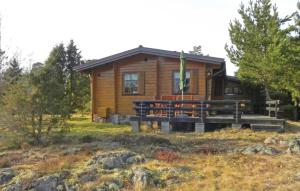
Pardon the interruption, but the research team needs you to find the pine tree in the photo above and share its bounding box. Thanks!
[65,40,81,114]
[225,0,294,100]
[3,57,23,84]
[65,40,89,115]
[189,45,203,55]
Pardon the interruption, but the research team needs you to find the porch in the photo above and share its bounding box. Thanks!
[129,99,285,133]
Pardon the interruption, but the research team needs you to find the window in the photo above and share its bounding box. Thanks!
[123,72,144,95]
[173,71,191,94]
[233,87,242,94]
[225,87,233,94]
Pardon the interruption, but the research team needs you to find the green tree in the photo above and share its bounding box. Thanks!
[64,40,90,115]
[3,57,23,84]
[189,45,203,55]
[225,0,294,100]
[0,75,33,136]
[26,44,69,143]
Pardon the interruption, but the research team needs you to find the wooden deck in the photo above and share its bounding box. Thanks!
[131,114,284,124]
[129,100,285,133]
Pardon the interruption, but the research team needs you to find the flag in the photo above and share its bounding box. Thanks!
[179,51,186,92]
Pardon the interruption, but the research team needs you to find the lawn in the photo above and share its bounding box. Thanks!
[0,116,300,191]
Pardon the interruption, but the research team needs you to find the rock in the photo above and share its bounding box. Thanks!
[295,172,300,181]
[287,139,300,154]
[78,168,98,183]
[102,157,125,170]
[279,140,289,147]
[92,179,123,191]
[238,145,279,155]
[33,175,61,191]
[64,183,79,191]
[3,183,22,191]
[31,171,69,191]
[264,137,279,144]
[0,168,16,185]
[88,150,145,169]
[126,155,145,164]
[62,148,81,155]
[132,167,153,189]
[165,176,181,186]
[108,182,122,191]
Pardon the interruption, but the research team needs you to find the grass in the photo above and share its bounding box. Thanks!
[0,115,300,190]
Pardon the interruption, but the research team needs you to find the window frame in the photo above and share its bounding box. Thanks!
[122,72,144,96]
[172,70,192,95]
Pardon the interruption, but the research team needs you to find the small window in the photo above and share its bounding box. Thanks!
[123,72,144,95]
[173,71,191,94]
[233,87,241,94]
[225,87,233,94]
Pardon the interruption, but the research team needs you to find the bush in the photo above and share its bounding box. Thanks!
[280,104,294,119]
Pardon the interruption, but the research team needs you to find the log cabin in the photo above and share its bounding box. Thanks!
[75,46,226,122]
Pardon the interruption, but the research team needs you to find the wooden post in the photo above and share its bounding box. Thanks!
[147,121,153,129]
[231,123,242,129]
[90,72,95,122]
[275,101,278,119]
[195,123,205,133]
[236,101,238,123]
[131,120,141,132]
[161,121,171,133]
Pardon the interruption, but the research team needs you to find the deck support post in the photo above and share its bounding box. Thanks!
[147,121,153,129]
[157,121,161,129]
[195,123,205,133]
[161,121,171,133]
[231,123,242,130]
[130,120,141,132]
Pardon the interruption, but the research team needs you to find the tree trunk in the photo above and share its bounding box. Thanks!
[264,87,271,101]
[294,98,300,121]
[31,111,36,137]
[36,114,42,144]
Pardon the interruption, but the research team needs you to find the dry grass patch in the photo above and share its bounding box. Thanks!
[0,151,24,168]
[164,153,300,191]
[34,151,90,174]
[154,150,181,162]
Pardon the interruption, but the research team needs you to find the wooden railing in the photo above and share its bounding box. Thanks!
[133,100,251,123]
[266,100,280,118]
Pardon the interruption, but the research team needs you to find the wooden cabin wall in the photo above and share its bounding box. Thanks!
[93,65,115,117]
[91,55,222,117]
[116,55,158,115]
[158,57,206,100]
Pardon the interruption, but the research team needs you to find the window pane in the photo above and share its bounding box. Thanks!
[186,72,191,78]
[124,74,130,80]
[173,71,191,94]
[123,72,139,95]
[131,74,138,81]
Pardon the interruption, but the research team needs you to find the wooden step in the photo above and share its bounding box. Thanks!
[251,124,284,132]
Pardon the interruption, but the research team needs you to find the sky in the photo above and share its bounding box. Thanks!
[0,0,298,75]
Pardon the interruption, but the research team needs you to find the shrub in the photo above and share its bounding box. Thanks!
[280,104,294,119]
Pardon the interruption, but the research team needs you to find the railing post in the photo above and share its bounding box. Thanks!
[235,101,239,123]
[275,100,278,119]
[201,101,204,123]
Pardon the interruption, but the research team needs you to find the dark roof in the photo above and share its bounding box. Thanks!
[226,76,240,82]
[75,46,225,72]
